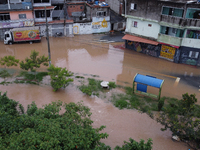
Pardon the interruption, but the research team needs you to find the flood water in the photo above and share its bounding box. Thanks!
[0,34,198,149]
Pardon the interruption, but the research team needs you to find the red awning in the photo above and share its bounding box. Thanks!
[33,6,55,10]
[159,42,180,49]
[122,34,159,45]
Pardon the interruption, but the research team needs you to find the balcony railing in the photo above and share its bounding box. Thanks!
[182,38,200,49]
[157,33,182,46]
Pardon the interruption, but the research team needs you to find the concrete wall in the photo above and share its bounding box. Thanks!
[126,17,160,39]
[105,0,120,14]
[10,11,33,20]
[181,38,200,49]
[73,22,92,34]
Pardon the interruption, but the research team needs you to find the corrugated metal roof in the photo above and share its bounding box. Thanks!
[122,34,159,45]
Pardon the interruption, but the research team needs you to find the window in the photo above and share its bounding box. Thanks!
[35,10,50,18]
[130,3,137,10]
[189,51,199,59]
[186,8,200,19]
[19,14,26,19]
[0,0,7,4]
[96,11,106,17]
[186,30,200,39]
[34,0,49,3]
[118,22,123,29]
[80,6,83,9]
[0,13,10,21]
[132,21,137,27]
[160,26,184,38]
[162,7,184,17]
[52,4,63,10]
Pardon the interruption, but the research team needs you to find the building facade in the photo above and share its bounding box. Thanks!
[0,0,111,40]
[0,0,34,40]
[122,0,200,66]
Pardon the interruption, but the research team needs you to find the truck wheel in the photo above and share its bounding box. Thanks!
[9,41,12,45]
[29,41,33,44]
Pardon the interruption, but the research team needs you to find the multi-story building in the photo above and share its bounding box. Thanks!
[122,0,200,66]
[0,0,34,40]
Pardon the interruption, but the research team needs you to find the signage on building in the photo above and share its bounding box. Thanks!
[160,45,176,60]
[23,21,34,27]
[0,20,34,29]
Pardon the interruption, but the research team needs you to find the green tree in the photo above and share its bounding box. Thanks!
[0,92,110,150]
[114,138,153,150]
[0,56,19,82]
[48,65,73,92]
[20,50,49,79]
[157,93,200,149]
[0,56,19,68]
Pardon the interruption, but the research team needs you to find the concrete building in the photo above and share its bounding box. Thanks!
[0,0,34,40]
[122,0,200,66]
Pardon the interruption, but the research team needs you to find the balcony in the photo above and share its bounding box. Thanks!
[0,4,9,10]
[181,38,200,49]
[33,0,51,7]
[10,2,32,10]
[157,33,182,47]
[160,14,184,26]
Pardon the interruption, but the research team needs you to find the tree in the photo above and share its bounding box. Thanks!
[114,138,153,150]
[0,56,19,68]
[0,56,19,82]
[48,65,73,92]
[157,93,200,149]
[20,50,49,79]
[0,92,110,150]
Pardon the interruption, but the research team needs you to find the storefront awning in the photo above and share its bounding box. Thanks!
[122,34,159,45]
[33,6,55,10]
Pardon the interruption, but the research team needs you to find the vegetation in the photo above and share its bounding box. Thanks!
[115,138,153,150]
[20,50,49,80]
[78,78,117,97]
[0,56,19,68]
[0,92,110,150]
[0,92,154,150]
[0,56,19,82]
[158,98,165,111]
[48,65,73,92]
[157,93,200,150]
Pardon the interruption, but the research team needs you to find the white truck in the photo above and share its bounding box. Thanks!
[4,27,41,45]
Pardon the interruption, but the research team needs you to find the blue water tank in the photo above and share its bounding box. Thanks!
[95,1,99,5]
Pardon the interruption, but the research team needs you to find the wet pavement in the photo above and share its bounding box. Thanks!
[0,34,198,150]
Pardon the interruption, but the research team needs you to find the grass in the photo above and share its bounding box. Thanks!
[16,71,48,84]
[78,78,117,96]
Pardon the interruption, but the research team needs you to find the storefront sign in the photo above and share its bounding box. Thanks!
[2,22,23,28]
[160,45,176,60]
[23,21,34,27]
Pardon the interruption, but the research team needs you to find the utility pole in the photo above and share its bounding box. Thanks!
[64,0,66,36]
[45,6,51,66]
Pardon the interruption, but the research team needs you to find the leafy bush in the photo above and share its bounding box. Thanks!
[114,138,153,150]
[48,65,73,92]
[157,93,200,149]
[108,82,116,89]
[115,100,128,109]
[0,92,111,150]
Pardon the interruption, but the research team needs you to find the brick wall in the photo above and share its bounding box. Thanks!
[67,4,85,17]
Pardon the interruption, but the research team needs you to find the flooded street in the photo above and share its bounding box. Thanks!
[0,34,198,149]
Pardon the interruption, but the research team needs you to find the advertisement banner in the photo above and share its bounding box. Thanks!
[3,22,23,28]
[160,45,176,60]
[13,30,40,41]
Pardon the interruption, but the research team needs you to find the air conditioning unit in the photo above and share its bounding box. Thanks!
[25,6,30,9]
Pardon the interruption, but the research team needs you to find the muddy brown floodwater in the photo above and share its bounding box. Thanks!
[0,34,198,150]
